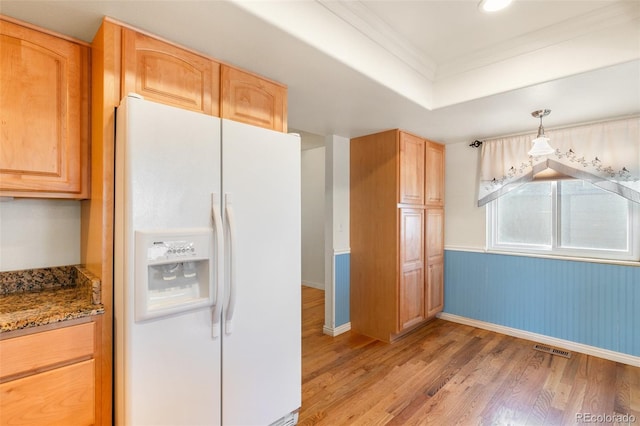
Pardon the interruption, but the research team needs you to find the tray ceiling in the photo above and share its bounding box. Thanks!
[1,0,638,143]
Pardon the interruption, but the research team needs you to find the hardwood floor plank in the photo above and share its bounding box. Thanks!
[526,387,553,425]
[484,350,576,425]
[581,356,617,415]
[478,344,540,423]
[545,356,571,412]
[557,378,588,425]
[616,363,640,416]
[384,336,475,420]
[540,406,565,426]
[298,286,640,425]
[630,364,640,413]
[424,337,488,397]
[446,338,525,424]
[332,363,423,425]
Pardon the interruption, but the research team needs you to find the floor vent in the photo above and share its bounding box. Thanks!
[533,344,572,358]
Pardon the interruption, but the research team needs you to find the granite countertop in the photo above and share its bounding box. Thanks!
[0,265,104,333]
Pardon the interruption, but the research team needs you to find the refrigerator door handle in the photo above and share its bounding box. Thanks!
[211,193,225,338]
[224,193,238,335]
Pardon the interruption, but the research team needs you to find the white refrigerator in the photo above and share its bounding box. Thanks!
[114,95,301,426]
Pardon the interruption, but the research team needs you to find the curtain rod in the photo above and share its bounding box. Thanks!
[469,113,640,148]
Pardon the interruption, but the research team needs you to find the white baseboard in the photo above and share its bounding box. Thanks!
[437,313,640,367]
[323,322,351,337]
[302,280,324,290]
[333,248,351,256]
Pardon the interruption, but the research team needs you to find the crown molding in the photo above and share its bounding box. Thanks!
[436,1,640,80]
[317,0,437,81]
[317,1,640,84]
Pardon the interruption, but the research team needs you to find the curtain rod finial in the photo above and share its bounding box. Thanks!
[470,140,483,148]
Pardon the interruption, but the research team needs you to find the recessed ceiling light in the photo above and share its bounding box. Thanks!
[478,0,512,12]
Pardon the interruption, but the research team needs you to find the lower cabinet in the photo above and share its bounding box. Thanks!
[425,208,444,318]
[0,319,100,425]
[0,360,95,425]
[398,207,445,337]
[351,203,445,343]
[399,208,426,330]
[426,262,444,318]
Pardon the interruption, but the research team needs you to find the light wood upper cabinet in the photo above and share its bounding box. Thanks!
[0,18,89,198]
[221,65,287,132]
[399,132,425,205]
[120,28,288,132]
[425,141,445,206]
[122,28,219,115]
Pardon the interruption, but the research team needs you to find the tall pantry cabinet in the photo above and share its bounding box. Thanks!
[350,129,444,342]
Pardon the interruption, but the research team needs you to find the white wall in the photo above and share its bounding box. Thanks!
[326,137,350,252]
[0,199,81,271]
[444,142,486,250]
[323,134,350,334]
[301,146,325,289]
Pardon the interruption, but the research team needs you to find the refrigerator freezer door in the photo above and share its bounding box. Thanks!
[221,119,302,425]
[121,97,221,232]
[115,97,223,426]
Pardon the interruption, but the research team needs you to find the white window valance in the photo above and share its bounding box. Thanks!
[477,117,640,206]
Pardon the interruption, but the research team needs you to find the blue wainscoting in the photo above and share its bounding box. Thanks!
[335,253,350,327]
[444,250,639,357]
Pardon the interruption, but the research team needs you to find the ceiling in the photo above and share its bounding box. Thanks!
[1,0,639,145]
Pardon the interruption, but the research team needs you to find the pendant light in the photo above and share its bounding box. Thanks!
[528,109,555,156]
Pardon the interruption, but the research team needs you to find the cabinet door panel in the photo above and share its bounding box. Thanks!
[0,20,88,196]
[0,322,94,380]
[221,65,286,132]
[425,208,444,317]
[426,263,444,317]
[399,268,424,330]
[399,208,425,330]
[122,29,218,115]
[399,133,425,205]
[425,208,444,264]
[0,360,95,426]
[425,142,445,206]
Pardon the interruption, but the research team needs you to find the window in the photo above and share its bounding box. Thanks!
[488,180,639,261]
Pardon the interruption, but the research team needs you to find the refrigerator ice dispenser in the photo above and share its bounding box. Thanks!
[134,228,215,321]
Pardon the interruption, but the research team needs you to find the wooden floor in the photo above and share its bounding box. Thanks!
[299,286,639,425]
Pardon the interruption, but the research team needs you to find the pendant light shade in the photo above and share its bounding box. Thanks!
[528,136,555,156]
[528,109,555,156]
